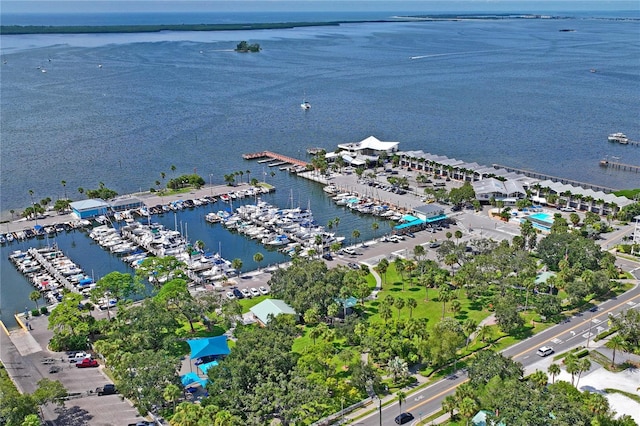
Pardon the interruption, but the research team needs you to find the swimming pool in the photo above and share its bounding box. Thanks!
[527,212,554,224]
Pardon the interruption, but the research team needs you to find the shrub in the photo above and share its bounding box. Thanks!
[40,306,48,315]
[31,309,40,317]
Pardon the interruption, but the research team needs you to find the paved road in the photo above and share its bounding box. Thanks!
[352,268,640,426]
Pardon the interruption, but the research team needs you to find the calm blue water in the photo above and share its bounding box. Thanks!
[1,10,640,326]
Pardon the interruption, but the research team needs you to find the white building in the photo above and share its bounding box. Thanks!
[328,136,399,167]
[472,178,526,204]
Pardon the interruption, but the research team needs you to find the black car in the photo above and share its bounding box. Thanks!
[96,384,117,396]
[322,253,333,261]
[232,288,244,299]
[395,412,414,424]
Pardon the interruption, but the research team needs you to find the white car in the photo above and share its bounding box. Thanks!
[259,286,269,295]
[241,288,251,298]
[225,291,235,300]
[250,287,260,297]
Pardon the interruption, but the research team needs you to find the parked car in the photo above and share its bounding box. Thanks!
[348,262,360,270]
[428,241,441,248]
[232,288,244,299]
[75,358,99,368]
[96,384,117,396]
[250,287,260,297]
[322,253,333,261]
[395,413,414,424]
[343,248,358,256]
[225,291,235,300]
[241,288,251,298]
[259,286,269,295]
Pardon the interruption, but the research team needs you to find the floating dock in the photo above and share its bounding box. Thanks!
[492,164,617,193]
[243,151,309,168]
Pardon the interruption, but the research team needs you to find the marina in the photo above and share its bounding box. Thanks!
[9,246,92,306]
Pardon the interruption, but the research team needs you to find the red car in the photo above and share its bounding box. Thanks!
[75,358,99,368]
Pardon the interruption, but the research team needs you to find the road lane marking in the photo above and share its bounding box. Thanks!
[511,292,640,360]
[405,379,469,413]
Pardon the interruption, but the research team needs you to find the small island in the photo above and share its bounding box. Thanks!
[235,41,261,53]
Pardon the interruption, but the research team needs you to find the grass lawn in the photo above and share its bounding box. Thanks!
[367,265,490,327]
[237,294,270,313]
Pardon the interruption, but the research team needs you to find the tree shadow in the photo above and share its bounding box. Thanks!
[454,311,468,320]
[53,405,93,426]
[510,324,534,340]
[408,287,421,293]
[468,300,484,311]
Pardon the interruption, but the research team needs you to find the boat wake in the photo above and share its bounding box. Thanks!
[410,47,513,60]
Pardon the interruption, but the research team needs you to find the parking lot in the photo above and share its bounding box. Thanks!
[1,314,151,426]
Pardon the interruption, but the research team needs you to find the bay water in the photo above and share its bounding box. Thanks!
[1,10,639,326]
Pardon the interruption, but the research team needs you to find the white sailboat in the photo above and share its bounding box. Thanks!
[300,92,311,110]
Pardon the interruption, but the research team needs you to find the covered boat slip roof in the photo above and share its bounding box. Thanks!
[472,177,526,196]
[400,150,633,207]
[537,180,634,207]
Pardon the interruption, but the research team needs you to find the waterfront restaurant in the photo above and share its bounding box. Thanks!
[337,136,399,156]
[109,196,145,213]
[69,199,109,219]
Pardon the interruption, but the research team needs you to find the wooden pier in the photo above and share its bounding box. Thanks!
[599,159,640,173]
[492,164,618,193]
[243,151,309,168]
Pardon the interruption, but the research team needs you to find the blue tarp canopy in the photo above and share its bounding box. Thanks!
[198,360,219,374]
[395,219,425,230]
[424,214,447,223]
[187,336,231,360]
[180,372,208,388]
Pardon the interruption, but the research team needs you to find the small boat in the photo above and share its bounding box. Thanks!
[608,132,629,144]
[300,94,311,110]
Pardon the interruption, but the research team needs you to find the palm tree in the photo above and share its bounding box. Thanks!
[442,394,457,419]
[375,258,389,285]
[528,370,548,389]
[565,354,579,386]
[387,356,408,383]
[309,326,323,345]
[462,319,477,347]
[458,397,478,426]
[575,358,591,387]
[586,392,610,416]
[372,222,379,240]
[547,363,561,384]
[396,390,406,415]
[231,258,243,276]
[61,180,67,200]
[476,324,492,344]
[253,252,264,270]
[379,302,392,323]
[605,334,626,367]
[406,298,417,318]
[29,291,41,310]
[394,297,405,319]
[439,286,452,319]
[352,229,360,247]
[163,383,182,413]
[77,187,84,199]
